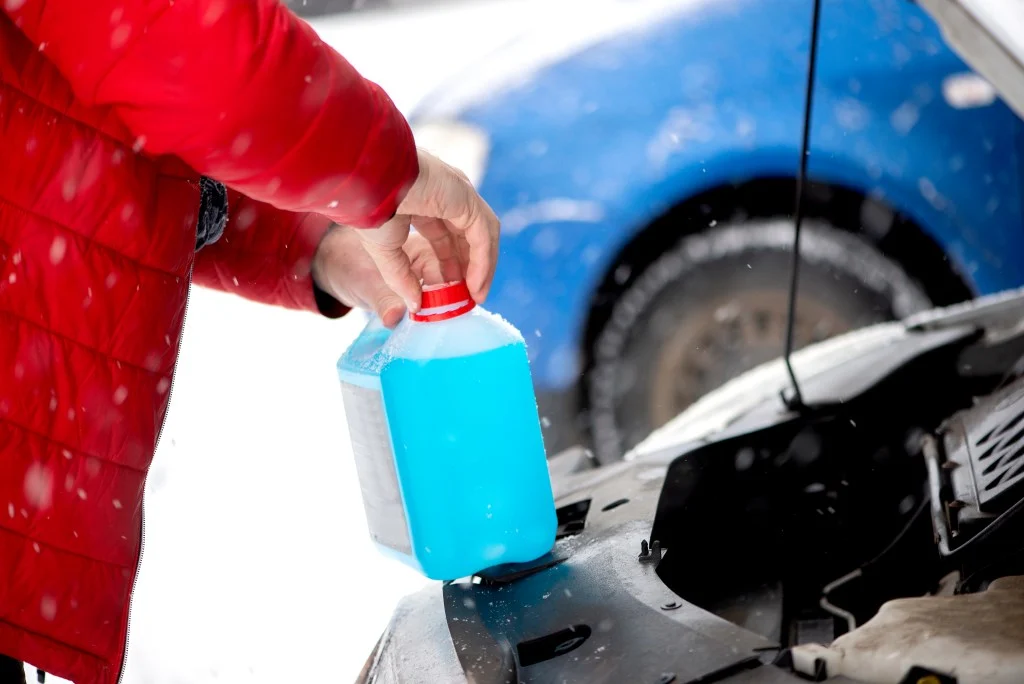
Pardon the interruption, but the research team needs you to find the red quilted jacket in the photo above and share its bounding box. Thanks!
[0,1,418,682]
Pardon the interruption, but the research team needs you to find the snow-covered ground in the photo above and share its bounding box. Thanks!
[34,296,415,684]
[120,293,427,684]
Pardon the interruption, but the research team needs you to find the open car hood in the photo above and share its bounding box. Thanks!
[358,288,1024,684]
[919,0,1024,118]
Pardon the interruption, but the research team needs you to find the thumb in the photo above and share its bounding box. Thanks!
[346,265,406,328]
[370,290,407,329]
[356,219,420,311]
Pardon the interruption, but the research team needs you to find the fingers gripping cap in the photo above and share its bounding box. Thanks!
[410,281,476,322]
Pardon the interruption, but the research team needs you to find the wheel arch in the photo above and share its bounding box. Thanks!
[577,176,975,416]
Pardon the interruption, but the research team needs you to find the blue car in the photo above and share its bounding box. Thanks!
[409,0,1024,462]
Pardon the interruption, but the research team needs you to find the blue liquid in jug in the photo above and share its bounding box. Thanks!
[338,282,557,581]
[381,342,556,580]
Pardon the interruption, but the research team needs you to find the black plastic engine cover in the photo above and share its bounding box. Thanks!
[939,375,1024,536]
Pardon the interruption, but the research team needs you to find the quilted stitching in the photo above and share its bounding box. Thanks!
[0,16,192,684]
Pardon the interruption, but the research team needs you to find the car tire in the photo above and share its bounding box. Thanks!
[587,219,932,463]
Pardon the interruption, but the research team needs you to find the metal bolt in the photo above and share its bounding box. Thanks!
[661,601,680,610]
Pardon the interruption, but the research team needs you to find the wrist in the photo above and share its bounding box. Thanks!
[312,223,341,293]
[311,224,349,319]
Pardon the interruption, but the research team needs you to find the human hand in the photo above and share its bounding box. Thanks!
[355,149,500,312]
[312,225,445,328]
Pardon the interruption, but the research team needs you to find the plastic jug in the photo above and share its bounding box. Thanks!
[337,281,557,580]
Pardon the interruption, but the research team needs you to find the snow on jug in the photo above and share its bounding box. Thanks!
[337,281,557,580]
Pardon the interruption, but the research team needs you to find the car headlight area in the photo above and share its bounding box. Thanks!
[412,120,491,188]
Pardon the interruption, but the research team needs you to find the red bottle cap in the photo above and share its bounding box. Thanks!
[410,281,476,322]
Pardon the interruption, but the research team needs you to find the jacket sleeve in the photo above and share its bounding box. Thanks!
[4,0,418,229]
[193,189,349,317]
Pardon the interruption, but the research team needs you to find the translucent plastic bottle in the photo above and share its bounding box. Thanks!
[337,281,556,580]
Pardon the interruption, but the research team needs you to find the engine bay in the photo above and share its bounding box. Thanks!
[650,302,1024,683]
[360,291,1024,684]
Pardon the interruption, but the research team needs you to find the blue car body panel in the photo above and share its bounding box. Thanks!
[412,0,1024,394]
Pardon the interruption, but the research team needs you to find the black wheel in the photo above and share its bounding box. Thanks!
[588,219,932,463]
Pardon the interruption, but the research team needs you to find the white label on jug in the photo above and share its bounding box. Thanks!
[340,381,412,555]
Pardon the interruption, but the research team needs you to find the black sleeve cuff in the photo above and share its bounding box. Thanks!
[313,281,349,319]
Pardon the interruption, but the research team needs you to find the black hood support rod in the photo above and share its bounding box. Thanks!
[783,0,824,410]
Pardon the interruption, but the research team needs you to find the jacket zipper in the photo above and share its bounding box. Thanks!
[115,267,193,684]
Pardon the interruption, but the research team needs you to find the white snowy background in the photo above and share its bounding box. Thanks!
[30,1,564,682]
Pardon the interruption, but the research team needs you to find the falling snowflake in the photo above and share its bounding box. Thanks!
[111,23,132,49]
[49,235,67,265]
[890,102,919,135]
[24,463,53,510]
[85,457,101,477]
[235,205,257,230]
[40,596,57,621]
[231,132,252,157]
